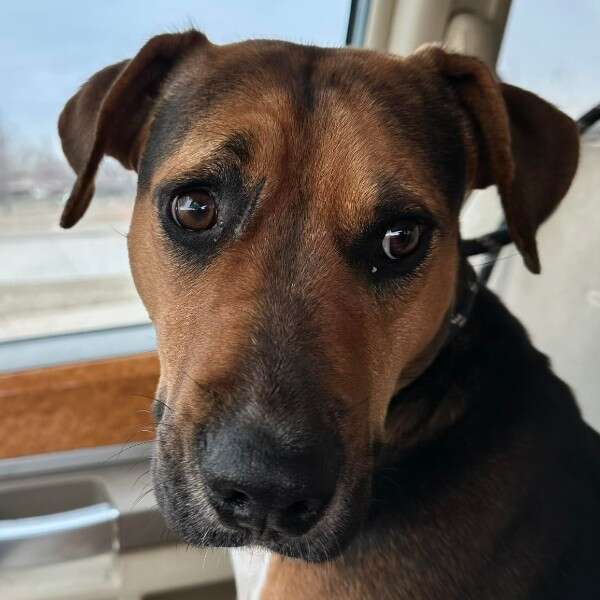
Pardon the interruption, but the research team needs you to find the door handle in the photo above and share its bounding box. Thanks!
[0,502,119,570]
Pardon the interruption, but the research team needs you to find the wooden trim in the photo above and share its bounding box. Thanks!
[0,353,159,459]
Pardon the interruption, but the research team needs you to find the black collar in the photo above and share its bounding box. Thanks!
[447,263,479,337]
[447,227,512,337]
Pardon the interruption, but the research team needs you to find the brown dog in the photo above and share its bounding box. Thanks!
[59,31,600,599]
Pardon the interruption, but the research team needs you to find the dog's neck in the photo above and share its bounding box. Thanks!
[384,260,480,450]
[374,269,558,512]
[372,264,576,546]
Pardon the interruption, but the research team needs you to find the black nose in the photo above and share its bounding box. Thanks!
[200,424,341,537]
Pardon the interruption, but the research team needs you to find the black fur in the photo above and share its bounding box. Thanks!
[348,273,600,598]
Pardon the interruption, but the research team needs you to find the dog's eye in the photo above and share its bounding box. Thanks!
[382,220,422,259]
[171,190,217,231]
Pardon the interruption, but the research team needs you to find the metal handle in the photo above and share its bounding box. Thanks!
[0,502,119,570]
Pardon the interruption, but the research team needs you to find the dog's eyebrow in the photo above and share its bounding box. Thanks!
[374,177,446,226]
[154,133,252,195]
[220,131,252,164]
[375,177,420,206]
[375,178,428,214]
[340,179,437,254]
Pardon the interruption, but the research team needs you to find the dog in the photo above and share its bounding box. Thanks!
[58,31,600,599]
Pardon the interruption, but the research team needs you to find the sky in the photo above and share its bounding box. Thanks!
[1,0,600,150]
[0,0,350,147]
[498,0,600,119]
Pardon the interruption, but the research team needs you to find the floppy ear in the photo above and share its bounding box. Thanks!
[417,46,579,274]
[58,30,208,228]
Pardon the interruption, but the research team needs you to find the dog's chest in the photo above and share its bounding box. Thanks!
[230,549,271,600]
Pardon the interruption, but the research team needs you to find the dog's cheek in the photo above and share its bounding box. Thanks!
[369,244,459,435]
[127,196,165,317]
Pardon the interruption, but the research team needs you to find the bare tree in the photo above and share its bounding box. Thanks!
[0,116,8,201]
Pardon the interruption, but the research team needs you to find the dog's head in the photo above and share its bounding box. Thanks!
[59,31,578,561]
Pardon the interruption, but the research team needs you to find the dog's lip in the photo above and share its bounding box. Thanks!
[203,497,348,551]
[156,482,361,561]
[216,513,316,546]
[153,448,368,558]
[245,527,284,544]
[233,529,342,561]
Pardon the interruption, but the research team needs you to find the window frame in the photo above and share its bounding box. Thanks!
[0,323,156,374]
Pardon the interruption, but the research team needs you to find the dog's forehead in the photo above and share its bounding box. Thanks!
[140,41,466,229]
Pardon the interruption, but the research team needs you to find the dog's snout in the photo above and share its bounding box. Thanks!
[209,477,329,537]
[200,424,341,537]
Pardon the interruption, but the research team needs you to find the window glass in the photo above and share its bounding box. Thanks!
[462,0,600,242]
[0,1,350,343]
[498,0,600,125]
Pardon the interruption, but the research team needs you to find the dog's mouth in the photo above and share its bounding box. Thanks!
[152,436,369,562]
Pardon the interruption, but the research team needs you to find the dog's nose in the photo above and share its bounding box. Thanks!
[200,424,341,537]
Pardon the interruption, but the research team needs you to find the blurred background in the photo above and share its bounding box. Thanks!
[0,0,350,342]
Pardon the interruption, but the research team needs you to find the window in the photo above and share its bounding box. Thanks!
[461,0,600,242]
[0,1,351,348]
[498,0,600,125]
[492,0,600,428]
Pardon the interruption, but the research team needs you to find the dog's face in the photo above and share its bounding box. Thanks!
[131,41,465,559]
[58,32,578,560]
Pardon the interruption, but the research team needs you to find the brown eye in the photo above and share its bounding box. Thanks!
[171,190,217,230]
[382,221,422,259]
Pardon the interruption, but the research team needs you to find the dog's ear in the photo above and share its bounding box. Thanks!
[416,46,579,273]
[58,30,208,228]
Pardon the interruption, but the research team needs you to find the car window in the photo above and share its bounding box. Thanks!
[498,0,600,125]
[0,0,350,344]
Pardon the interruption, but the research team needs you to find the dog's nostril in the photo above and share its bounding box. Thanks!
[276,496,329,534]
[286,499,311,518]
[225,489,250,508]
